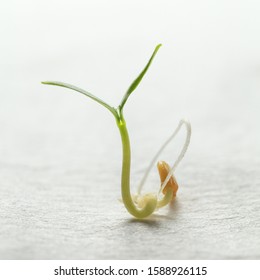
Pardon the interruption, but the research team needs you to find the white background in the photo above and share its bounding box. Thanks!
[0,0,260,259]
[1,260,260,280]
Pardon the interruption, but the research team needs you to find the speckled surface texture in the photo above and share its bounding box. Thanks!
[0,0,260,259]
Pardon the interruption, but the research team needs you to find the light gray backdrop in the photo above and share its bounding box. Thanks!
[0,0,259,259]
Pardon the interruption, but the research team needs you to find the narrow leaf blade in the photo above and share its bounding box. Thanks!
[120,44,162,109]
[41,81,117,117]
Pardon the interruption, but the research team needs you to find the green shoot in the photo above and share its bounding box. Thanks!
[42,44,191,219]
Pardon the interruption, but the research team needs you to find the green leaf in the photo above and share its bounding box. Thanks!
[119,44,162,111]
[41,81,118,118]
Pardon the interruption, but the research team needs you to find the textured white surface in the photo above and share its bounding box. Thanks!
[0,0,260,259]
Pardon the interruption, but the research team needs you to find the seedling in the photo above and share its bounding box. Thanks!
[42,44,191,219]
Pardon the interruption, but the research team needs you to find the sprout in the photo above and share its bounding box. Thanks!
[42,44,191,219]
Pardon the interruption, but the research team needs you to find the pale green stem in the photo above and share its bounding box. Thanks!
[116,113,157,218]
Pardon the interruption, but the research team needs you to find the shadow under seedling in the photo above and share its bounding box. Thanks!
[42,44,191,219]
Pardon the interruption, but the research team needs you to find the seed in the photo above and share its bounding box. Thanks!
[157,161,178,198]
